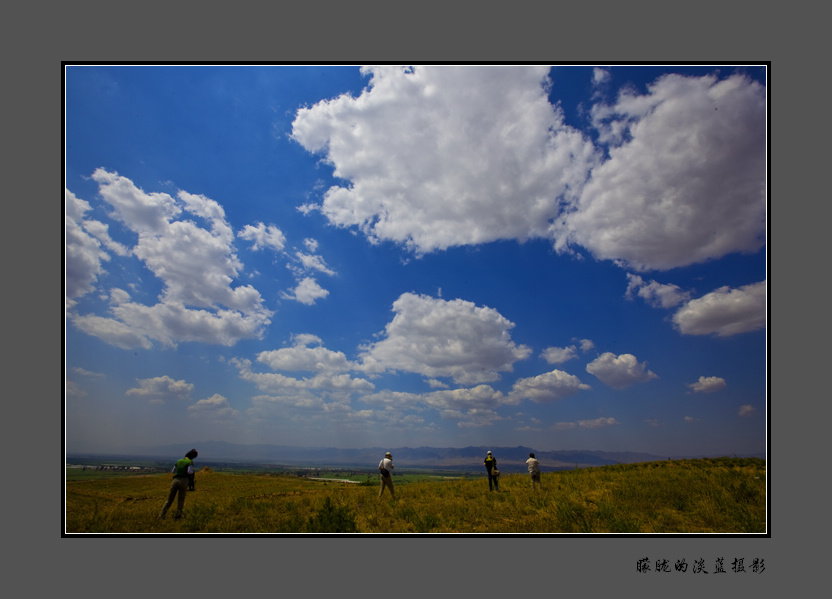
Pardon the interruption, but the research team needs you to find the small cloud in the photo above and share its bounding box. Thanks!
[238,222,287,252]
[577,338,595,353]
[297,203,320,215]
[188,393,239,419]
[293,251,335,276]
[281,277,329,305]
[738,404,757,417]
[73,367,105,378]
[551,417,618,430]
[625,273,691,308]
[541,345,577,364]
[126,375,194,404]
[552,422,577,431]
[586,352,658,389]
[510,369,591,403]
[66,380,87,398]
[593,67,611,85]
[687,375,727,393]
[577,416,618,429]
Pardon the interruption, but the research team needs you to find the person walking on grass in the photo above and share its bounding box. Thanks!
[378,452,395,498]
[526,452,542,490]
[484,450,499,491]
[159,448,198,520]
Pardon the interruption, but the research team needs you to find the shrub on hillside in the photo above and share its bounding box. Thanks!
[305,497,357,533]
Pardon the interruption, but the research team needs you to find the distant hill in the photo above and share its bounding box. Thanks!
[89,441,709,471]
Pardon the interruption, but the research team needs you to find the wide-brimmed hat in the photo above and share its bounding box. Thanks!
[385,452,392,458]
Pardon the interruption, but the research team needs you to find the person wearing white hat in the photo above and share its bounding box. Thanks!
[483,450,499,491]
[378,452,395,498]
[526,452,542,490]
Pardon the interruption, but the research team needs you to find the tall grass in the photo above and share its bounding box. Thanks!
[65,458,766,534]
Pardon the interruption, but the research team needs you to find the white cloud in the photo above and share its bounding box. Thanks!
[126,375,194,403]
[233,357,374,396]
[291,67,765,272]
[291,65,597,254]
[358,292,532,385]
[577,416,618,429]
[238,222,287,252]
[555,73,766,270]
[552,421,577,431]
[66,380,87,398]
[578,338,595,352]
[282,277,329,305]
[672,281,766,337]
[73,367,105,378]
[292,251,335,276]
[256,334,353,374]
[80,218,130,257]
[249,392,326,411]
[687,375,727,393]
[509,369,591,403]
[738,404,757,417]
[92,168,181,235]
[360,386,510,427]
[71,312,153,350]
[552,417,618,430]
[586,352,658,389]
[132,219,259,313]
[453,409,503,428]
[67,171,273,348]
[188,393,239,419]
[65,189,109,302]
[625,274,691,308]
[424,385,507,411]
[541,345,578,364]
[81,291,271,348]
[593,67,611,85]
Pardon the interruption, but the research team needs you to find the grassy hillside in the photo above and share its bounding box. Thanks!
[65,457,766,534]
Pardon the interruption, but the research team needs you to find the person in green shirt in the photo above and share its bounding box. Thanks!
[159,448,198,520]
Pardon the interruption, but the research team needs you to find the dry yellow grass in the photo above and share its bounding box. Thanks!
[65,458,766,534]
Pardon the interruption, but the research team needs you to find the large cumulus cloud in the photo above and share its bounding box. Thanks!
[554,73,766,270]
[66,170,273,348]
[358,292,532,385]
[292,66,766,272]
[291,65,597,253]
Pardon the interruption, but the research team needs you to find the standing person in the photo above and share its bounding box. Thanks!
[526,452,542,490]
[159,448,198,520]
[484,450,499,491]
[378,452,395,499]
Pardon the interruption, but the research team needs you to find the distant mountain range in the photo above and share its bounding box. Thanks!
[73,441,756,471]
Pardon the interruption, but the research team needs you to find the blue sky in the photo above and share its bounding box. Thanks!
[64,64,767,458]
